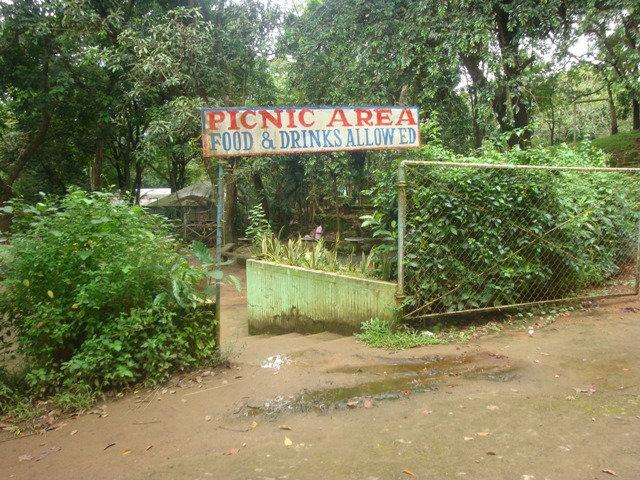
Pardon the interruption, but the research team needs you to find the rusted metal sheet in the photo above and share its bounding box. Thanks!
[200,106,420,157]
[246,259,397,335]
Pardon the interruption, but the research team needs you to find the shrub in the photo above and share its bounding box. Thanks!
[255,232,380,279]
[245,203,271,243]
[0,190,217,395]
[366,143,640,314]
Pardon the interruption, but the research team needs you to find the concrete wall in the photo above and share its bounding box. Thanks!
[247,259,397,335]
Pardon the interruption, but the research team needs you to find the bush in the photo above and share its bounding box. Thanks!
[366,143,640,314]
[255,232,380,278]
[0,190,216,396]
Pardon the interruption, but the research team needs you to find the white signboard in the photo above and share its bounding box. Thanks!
[200,106,420,157]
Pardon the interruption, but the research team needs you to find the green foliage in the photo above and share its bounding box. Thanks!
[366,143,640,314]
[256,232,381,279]
[51,384,97,413]
[592,131,640,167]
[355,318,442,350]
[245,204,271,243]
[0,190,217,395]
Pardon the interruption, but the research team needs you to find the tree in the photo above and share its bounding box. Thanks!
[581,1,640,130]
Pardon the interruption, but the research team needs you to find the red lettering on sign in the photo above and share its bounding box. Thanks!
[299,109,315,127]
[376,109,393,126]
[396,108,417,125]
[240,110,257,129]
[228,111,239,130]
[207,111,225,130]
[286,109,297,128]
[260,109,283,129]
[355,109,373,126]
[327,109,352,127]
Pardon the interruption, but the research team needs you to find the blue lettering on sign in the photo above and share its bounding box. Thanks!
[209,132,253,151]
[280,131,290,149]
[399,128,408,144]
[308,130,321,148]
[333,129,342,147]
[407,127,416,144]
[382,128,395,144]
[214,126,416,153]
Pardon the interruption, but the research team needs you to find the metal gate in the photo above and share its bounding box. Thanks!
[397,160,640,320]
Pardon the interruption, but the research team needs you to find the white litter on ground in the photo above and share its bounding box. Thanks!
[261,355,290,370]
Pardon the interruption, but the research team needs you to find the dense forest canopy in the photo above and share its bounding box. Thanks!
[0,0,639,236]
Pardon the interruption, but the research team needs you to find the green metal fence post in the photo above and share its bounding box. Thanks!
[215,159,225,347]
[635,213,640,295]
[397,161,407,306]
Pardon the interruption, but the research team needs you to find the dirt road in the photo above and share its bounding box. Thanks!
[2,270,639,480]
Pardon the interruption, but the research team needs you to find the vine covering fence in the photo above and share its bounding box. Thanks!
[397,160,640,320]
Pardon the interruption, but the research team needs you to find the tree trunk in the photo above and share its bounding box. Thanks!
[633,98,640,131]
[607,83,619,135]
[0,110,52,233]
[90,135,104,191]
[131,161,143,204]
[251,171,269,221]
[511,94,531,148]
[549,103,556,145]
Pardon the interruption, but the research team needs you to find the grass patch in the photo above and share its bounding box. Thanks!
[356,305,576,350]
[355,318,443,349]
[592,131,640,167]
[51,384,97,413]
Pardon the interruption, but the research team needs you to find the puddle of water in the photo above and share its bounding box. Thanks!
[244,352,518,417]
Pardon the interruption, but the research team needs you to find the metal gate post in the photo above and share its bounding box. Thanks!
[635,215,640,295]
[397,161,407,305]
[215,159,225,346]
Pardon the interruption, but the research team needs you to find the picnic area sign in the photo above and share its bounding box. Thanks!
[200,106,420,157]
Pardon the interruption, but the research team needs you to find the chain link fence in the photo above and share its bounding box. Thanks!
[397,160,640,320]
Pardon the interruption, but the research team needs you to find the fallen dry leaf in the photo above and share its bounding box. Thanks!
[284,436,293,446]
[463,436,474,441]
[476,432,490,437]
[70,430,78,436]
[145,445,153,451]
[279,425,292,431]
[602,469,617,476]
[122,449,131,456]
[402,469,416,476]
[223,447,240,455]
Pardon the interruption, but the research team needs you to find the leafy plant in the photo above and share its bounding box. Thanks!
[255,232,383,279]
[245,203,271,244]
[365,143,640,314]
[355,318,442,349]
[0,190,219,396]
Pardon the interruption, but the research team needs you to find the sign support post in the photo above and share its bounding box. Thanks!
[214,159,225,347]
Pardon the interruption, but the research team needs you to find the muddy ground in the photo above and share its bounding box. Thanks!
[1,265,639,479]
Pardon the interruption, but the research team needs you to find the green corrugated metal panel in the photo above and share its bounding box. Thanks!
[247,259,397,335]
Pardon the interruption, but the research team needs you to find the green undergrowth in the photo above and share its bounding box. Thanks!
[592,131,640,167]
[355,305,576,349]
[0,190,231,429]
[354,318,443,349]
